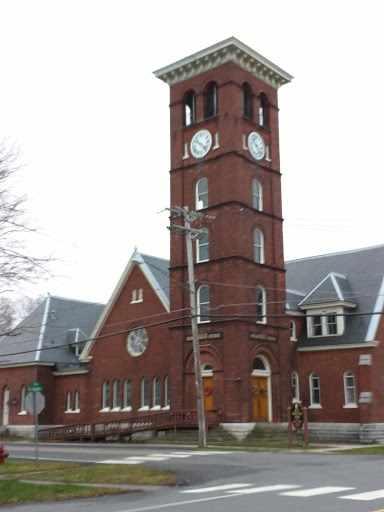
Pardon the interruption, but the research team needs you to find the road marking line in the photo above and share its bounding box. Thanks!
[281,486,355,497]
[181,483,252,493]
[340,490,384,501]
[228,484,301,494]
[115,494,236,512]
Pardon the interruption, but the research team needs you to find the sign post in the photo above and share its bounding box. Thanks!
[26,383,45,466]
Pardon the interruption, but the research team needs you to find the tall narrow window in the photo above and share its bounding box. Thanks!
[66,391,72,411]
[255,286,266,323]
[290,321,297,341]
[138,288,143,301]
[243,83,253,119]
[184,90,196,126]
[141,377,149,408]
[252,180,262,211]
[259,93,269,127]
[153,376,161,408]
[75,390,80,411]
[253,229,264,263]
[196,178,208,209]
[204,81,218,118]
[131,290,137,303]
[113,379,120,409]
[123,379,132,409]
[20,385,26,413]
[310,372,321,406]
[344,371,356,406]
[197,285,210,323]
[164,375,170,407]
[291,372,300,401]
[102,380,110,410]
[197,229,209,262]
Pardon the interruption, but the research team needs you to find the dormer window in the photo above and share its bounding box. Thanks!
[307,308,344,338]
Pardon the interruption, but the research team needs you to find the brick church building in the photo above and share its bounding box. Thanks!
[1,38,384,443]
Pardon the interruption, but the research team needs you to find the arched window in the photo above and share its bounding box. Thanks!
[204,81,218,118]
[344,371,356,406]
[254,229,264,263]
[66,391,72,411]
[123,379,132,409]
[252,180,262,211]
[243,83,253,119]
[153,376,161,408]
[20,385,26,413]
[255,286,266,323]
[184,90,196,126]
[196,178,208,209]
[141,377,149,408]
[131,290,137,303]
[197,229,209,262]
[164,376,170,408]
[102,380,110,410]
[291,372,300,401]
[310,372,321,406]
[259,93,269,127]
[252,357,266,372]
[197,285,210,323]
[112,379,120,409]
[75,390,80,411]
[138,288,143,301]
[290,321,297,341]
[202,363,213,376]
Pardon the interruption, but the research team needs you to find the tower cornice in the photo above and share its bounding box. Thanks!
[154,37,293,89]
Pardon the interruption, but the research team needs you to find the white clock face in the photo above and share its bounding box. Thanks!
[127,328,148,357]
[248,132,265,160]
[190,129,212,159]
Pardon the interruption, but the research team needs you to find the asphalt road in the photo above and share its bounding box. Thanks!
[2,441,384,512]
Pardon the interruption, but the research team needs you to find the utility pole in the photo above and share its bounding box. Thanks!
[168,206,210,448]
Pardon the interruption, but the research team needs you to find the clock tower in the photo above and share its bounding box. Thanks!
[155,38,292,424]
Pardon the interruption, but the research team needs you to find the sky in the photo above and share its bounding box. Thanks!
[0,0,383,305]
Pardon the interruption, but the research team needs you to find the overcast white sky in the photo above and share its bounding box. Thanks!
[0,1,382,304]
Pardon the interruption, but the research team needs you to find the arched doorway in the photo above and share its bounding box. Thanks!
[252,356,271,421]
[2,387,10,426]
[202,363,213,410]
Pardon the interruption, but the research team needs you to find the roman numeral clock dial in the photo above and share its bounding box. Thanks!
[190,129,212,159]
[248,131,265,160]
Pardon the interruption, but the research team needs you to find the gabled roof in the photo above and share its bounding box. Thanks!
[299,272,356,308]
[81,249,170,360]
[285,245,384,345]
[0,296,104,369]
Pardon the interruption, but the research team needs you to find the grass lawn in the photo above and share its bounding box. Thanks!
[0,461,180,506]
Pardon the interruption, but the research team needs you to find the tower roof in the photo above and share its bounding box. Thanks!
[154,37,293,89]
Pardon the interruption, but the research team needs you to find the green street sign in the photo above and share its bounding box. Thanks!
[29,381,43,392]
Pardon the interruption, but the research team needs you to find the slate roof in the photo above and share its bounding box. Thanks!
[285,245,384,346]
[0,296,104,369]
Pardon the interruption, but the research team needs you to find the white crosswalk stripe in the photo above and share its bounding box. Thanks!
[182,484,252,493]
[228,484,301,494]
[181,483,384,501]
[98,450,230,465]
[340,489,384,501]
[281,486,355,497]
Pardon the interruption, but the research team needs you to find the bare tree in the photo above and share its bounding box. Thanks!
[0,139,52,295]
[0,294,44,335]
